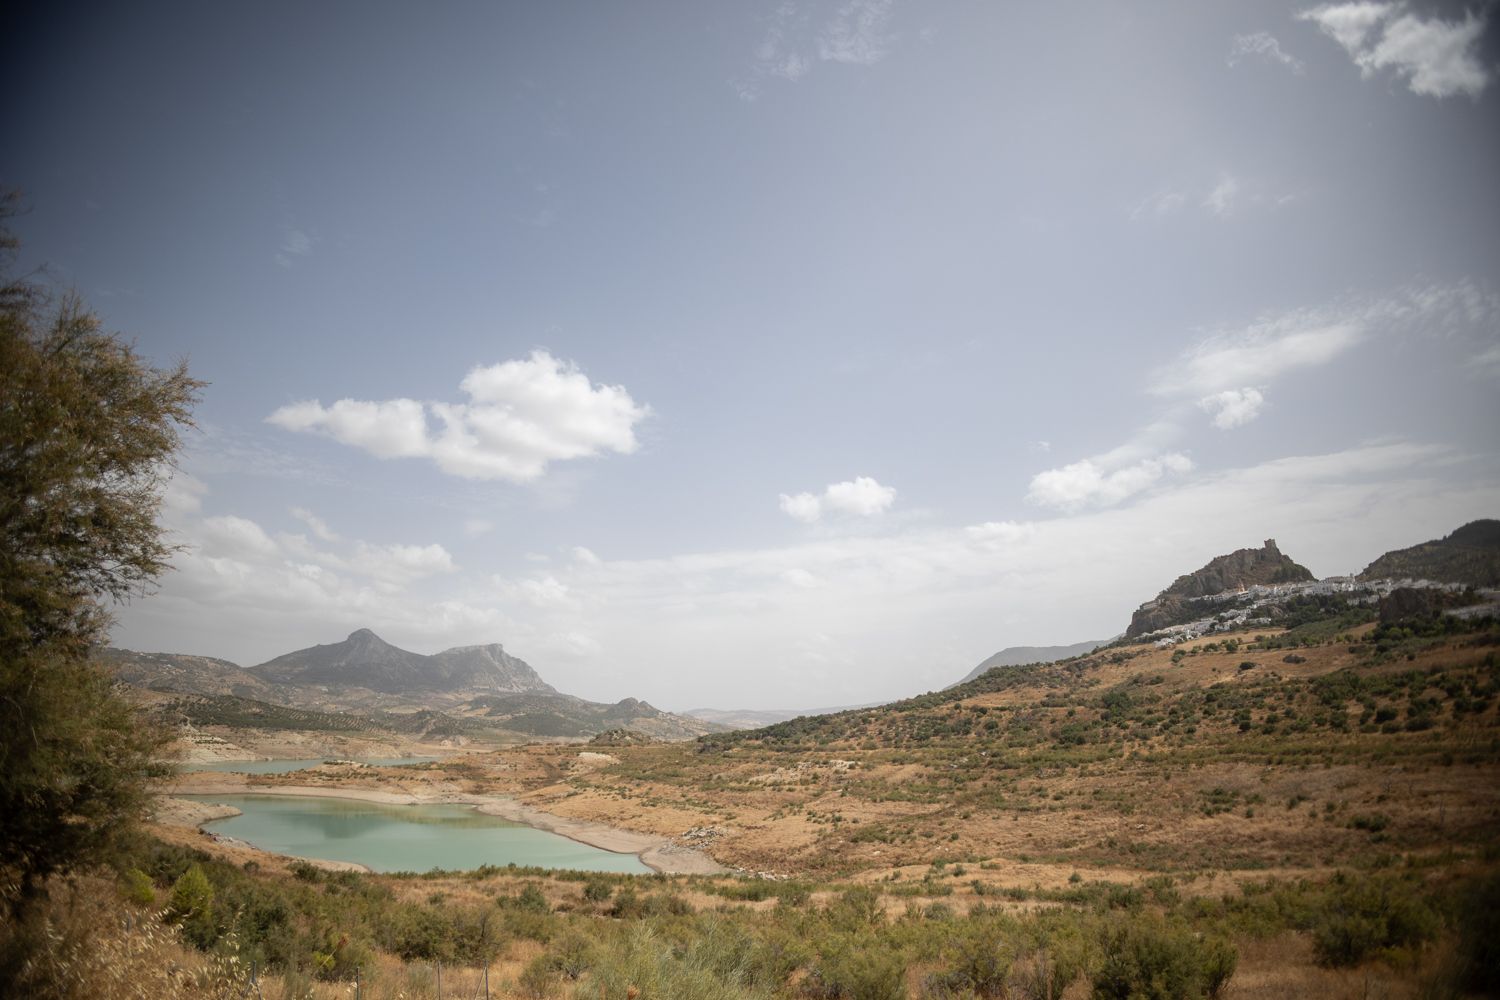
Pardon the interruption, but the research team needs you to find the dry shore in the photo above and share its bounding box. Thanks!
[158,774,725,876]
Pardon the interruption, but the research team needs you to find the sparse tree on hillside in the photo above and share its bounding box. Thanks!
[0,192,202,922]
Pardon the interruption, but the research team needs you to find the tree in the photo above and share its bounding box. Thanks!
[0,193,202,917]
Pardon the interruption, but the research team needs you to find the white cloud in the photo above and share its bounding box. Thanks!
[819,0,896,65]
[268,398,430,459]
[780,476,897,522]
[1229,31,1305,72]
[965,520,1036,548]
[781,568,821,588]
[1300,3,1491,99]
[1152,284,1496,399]
[571,546,602,567]
[351,542,456,584]
[199,515,279,559]
[779,491,824,523]
[1026,453,1193,511]
[515,575,574,609]
[1153,321,1361,397]
[290,506,340,542]
[267,351,650,482]
[1202,175,1240,217]
[463,518,494,537]
[1199,387,1266,429]
[824,476,898,516]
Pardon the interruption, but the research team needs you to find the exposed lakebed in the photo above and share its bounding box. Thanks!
[182,794,652,874]
[181,757,441,775]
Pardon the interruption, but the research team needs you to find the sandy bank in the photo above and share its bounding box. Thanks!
[158,781,725,876]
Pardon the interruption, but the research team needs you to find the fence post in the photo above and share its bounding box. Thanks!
[355,966,361,1000]
[436,959,442,1000]
[484,964,490,1000]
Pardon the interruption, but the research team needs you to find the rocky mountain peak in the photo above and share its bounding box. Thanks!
[1126,539,1314,638]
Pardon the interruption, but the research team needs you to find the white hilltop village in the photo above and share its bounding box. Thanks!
[1137,576,1500,648]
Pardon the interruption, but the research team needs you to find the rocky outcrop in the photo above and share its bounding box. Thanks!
[1126,539,1314,638]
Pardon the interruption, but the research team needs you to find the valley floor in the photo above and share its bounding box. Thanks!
[102,618,1500,998]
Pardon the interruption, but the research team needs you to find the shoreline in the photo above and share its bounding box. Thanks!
[159,782,725,876]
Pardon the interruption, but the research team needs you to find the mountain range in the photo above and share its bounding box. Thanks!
[106,629,717,741]
[248,628,555,695]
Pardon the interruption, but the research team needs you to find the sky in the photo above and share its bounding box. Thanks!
[5,1,1499,711]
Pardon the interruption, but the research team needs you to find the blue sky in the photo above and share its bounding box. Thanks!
[6,1,1499,708]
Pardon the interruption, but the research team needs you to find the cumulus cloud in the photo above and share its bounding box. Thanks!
[269,398,429,458]
[778,492,824,523]
[1027,453,1193,511]
[780,476,897,522]
[200,514,280,559]
[1229,31,1305,72]
[1199,387,1267,429]
[1300,3,1491,99]
[350,541,456,584]
[267,351,650,482]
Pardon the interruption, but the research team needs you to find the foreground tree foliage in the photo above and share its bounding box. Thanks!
[0,194,201,943]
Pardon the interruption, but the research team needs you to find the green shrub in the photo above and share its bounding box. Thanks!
[1091,914,1235,999]
[1311,874,1437,967]
[119,867,156,906]
[807,934,906,1000]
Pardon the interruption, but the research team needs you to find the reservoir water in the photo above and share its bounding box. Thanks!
[182,757,441,775]
[183,794,652,874]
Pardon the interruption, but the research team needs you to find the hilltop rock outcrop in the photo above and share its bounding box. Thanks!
[1126,539,1313,638]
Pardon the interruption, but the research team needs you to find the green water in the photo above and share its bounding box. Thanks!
[182,757,440,775]
[183,794,651,874]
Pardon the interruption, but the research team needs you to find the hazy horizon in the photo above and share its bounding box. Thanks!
[6,1,1498,710]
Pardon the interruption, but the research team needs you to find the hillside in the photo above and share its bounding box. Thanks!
[1126,538,1314,637]
[465,691,722,741]
[682,703,882,730]
[1359,518,1500,586]
[101,648,288,702]
[948,637,1111,687]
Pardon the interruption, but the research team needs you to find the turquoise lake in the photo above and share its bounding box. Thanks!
[183,794,651,874]
[182,757,440,775]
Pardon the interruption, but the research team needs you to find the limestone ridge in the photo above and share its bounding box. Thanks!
[1126,539,1314,638]
[248,628,557,695]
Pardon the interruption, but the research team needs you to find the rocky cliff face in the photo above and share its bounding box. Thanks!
[1126,539,1314,638]
[428,643,556,694]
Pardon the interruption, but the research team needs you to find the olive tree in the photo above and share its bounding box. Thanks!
[0,194,202,916]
